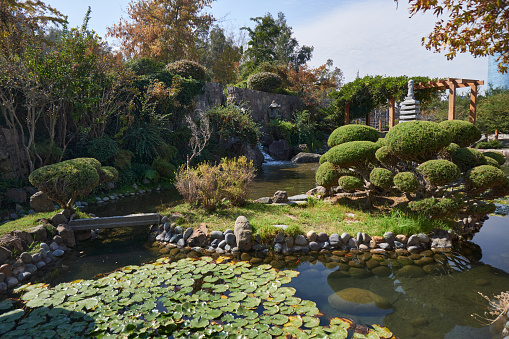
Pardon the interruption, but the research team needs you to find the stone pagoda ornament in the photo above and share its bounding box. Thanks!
[399,80,420,122]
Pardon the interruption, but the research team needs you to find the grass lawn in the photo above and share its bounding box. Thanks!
[158,197,454,242]
[0,210,62,237]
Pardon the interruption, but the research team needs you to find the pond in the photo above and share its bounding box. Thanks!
[48,160,509,339]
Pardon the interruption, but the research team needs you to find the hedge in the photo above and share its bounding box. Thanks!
[439,120,481,147]
[393,172,420,192]
[165,60,207,81]
[327,124,380,147]
[369,168,394,189]
[247,72,282,93]
[417,160,461,186]
[325,141,379,167]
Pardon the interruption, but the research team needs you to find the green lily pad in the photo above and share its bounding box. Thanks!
[267,326,283,336]
[285,315,303,328]
[212,285,229,293]
[228,292,247,302]
[242,297,261,308]
[0,309,24,323]
[372,324,393,338]
[302,316,320,328]
[263,305,279,315]
[279,287,297,297]
[189,317,209,329]
[270,314,289,325]
[0,299,13,311]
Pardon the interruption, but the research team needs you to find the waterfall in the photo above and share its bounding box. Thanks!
[257,143,291,165]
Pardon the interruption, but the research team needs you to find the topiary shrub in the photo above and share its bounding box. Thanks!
[417,159,461,186]
[375,137,385,148]
[375,146,400,167]
[369,168,394,189]
[338,176,363,190]
[28,158,115,210]
[483,151,506,166]
[315,162,341,189]
[152,156,177,179]
[439,120,481,147]
[408,197,460,219]
[475,139,503,149]
[325,141,379,167]
[451,147,487,172]
[485,156,501,168]
[466,202,496,216]
[165,60,207,81]
[385,121,451,160]
[465,165,507,192]
[393,172,420,192]
[319,152,328,164]
[247,72,283,93]
[327,124,380,147]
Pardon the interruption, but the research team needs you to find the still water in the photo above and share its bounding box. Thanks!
[57,161,509,339]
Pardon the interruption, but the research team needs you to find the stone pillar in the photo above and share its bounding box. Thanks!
[399,80,421,123]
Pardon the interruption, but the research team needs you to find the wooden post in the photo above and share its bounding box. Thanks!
[344,101,350,125]
[389,97,395,129]
[448,82,456,120]
[378,120,382,131]
[469,83,477,124]
[366,112,370,127]
[495,130,499,140]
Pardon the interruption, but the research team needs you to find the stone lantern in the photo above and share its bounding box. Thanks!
[268,100,281,119]
[399,80,420,122]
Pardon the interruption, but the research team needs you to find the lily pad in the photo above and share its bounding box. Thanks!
[302,316,320,328]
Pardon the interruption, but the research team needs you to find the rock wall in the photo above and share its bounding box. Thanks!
[0,128,26,180]
[193,82,226,112]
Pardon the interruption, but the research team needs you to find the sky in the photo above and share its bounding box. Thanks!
[44,0,488,88]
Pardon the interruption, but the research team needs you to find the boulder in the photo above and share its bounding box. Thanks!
[244,144,264,168]
[0,264,11,278]
[5,188,27,203]
[11,231,33,246]
[328,287,392,315]
[56,224,75,247]
[255,197,272,204]
[306,186,327,196]
[234,216,252,251]
[187,223,209,247]
[51,212,68,226]
[268,139,291,161]
[29,191,55,212]
[272,191,288,203]
[291,152,322,163]
[74,230,91,242]
[28,225,47,242]
[0,247,11,263]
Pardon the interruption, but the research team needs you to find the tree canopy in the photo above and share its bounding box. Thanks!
[398,0,509,73]
[108,0,216,63]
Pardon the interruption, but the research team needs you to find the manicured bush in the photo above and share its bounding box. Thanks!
[325,141,379,167]
[338,176,364,190]
[466,202,496,216]
[408,197,460,218]
[327,124,380,147]
[465,165,507,192]
[483,151,506,166]
[440,142,460,159]
[152,156,177,179]
[375,137,385,148]
[451,147,487,172]
[29,158,114,210]
[476,139,503,149]
[247,72,282,93]
[375,146,400,167]
[439,120,481,147]
[485,156,501,168]
[165,60,207,81]
[369,168,394,189]
[393,172,420,192]
[319,152,328,164]
[417,160,461,186]
[385,121,451,160]
[316,162,341,189]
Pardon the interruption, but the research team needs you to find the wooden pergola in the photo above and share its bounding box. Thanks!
[344,78,484,129]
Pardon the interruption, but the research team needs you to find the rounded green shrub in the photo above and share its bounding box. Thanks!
[98,166,119,182]
[466,202,496,216]
[451,147,487,172]
[247,72,283,93]
[327,124,380,147]
[393,172,420,192]
[319,152,328,164]
[375,137,385,148]
[408,197,460,218]
[483,151,506,166]
[441,142,460,159]
[315,162,340,188]
[465,165,507,191]
[152,156,176,179]
[326,141,379,167]
[476,139,503,149]
[87,136,119,164]
[439,120,481,147]
[485,156,501,168]
[417,160,461,186]
[165,60,207,81]
[369,168,394,189]
[29,158,104,209]
[385,121,451,160]
[338,175,364,190]
[375,146,400,166]
[127,58,165,76]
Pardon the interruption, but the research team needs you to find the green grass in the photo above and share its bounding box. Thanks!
[159,199,453,241]
[0,210,62,237]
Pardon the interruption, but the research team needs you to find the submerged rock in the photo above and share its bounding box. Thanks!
[328,287,392,315]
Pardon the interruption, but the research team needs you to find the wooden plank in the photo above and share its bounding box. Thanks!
[469,84,477,124]
[344,101,350,125]
[389,97,395,129]
[448,83,456,120]
[70,213,161,231]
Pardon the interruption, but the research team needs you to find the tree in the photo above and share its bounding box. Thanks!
[476,89,509,135]
[108,0,216,63]
[398,0,509,73]
[241,12,313,68]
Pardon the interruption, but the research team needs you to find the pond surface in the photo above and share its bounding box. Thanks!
[55,160,509,338]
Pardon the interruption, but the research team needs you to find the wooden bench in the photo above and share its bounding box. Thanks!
[69,213,161,231]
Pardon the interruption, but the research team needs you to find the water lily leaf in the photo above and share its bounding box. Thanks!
[233,318,248,327]
[241,282,258,293]
[212,285,229,293]
[228,292,247,302]
[278,276,292,284]
[203,308,222,319]
[25,298,50,308]
[221,314,235,323]
[204,276,219,283]
[285,297,301,306]
[242,297,261,308]
[270,292,286,303]
[279,305,295,315]
[296,305,320,317]
[285,315,303,328]
[267,326,283,336]
[0,309,24,323]
[372,324,393,338]
[330,317,355,330]
[302,316,320,328]
[283,326,307,338]
[178,278,194,287]
[242,328,258,338]
[270,314,289,325]
[284,270,299,278]
[189,317,209,329]
[263,305,279,315]
[0,300,13,311]
[254,290,270,299]
[278,287,296,297]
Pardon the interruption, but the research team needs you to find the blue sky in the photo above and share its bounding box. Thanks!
[44,0,487,87]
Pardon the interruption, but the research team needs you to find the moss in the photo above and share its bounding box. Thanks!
[439,120,481,147]
[338,176,364,190]
[326,141,379,168]
[483,151,506,166]
[327,124,380,147]
[165,60,207,81]
[465,165,507,192]
[417,160,461,186]
[369,168,394,189]
[315,162,340,188]
[385,121,451,160]
[451,147,487,172]
[247,72,283,93]
[393,172,420,192]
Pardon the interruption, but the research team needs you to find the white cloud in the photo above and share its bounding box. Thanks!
[293,0,487,87]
